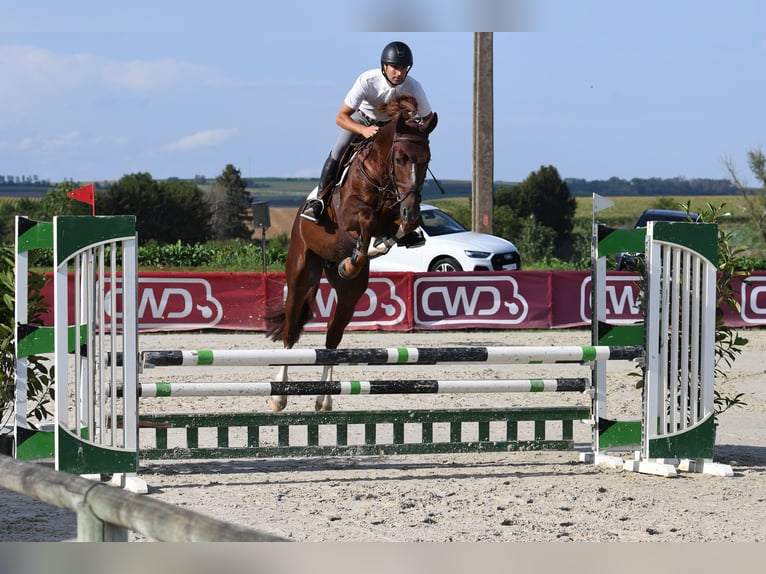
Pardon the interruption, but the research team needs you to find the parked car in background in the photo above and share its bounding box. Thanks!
[615,208,701,271]
[369,204,522,273]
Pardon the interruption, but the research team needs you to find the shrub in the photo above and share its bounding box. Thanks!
[0,245,54,430]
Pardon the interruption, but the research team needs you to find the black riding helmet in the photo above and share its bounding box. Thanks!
[380,41,413,72]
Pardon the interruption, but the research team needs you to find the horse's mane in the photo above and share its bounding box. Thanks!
[377,94,418,120]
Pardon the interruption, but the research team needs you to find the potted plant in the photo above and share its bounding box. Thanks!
[0,244,55,455]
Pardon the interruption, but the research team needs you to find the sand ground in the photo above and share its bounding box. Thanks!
[2,328,765,542]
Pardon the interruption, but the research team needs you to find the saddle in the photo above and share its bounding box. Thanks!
[321,137,368,201]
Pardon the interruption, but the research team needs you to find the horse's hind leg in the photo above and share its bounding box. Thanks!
[312,268,370,411]
[315,365,334,411]
[269,365,289,412]
[268,249,323,412]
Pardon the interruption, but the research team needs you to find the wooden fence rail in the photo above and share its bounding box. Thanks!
[0,454,289,542]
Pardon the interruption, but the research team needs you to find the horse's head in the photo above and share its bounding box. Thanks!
[389,110,438,228]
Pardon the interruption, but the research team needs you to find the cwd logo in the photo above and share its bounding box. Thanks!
[307,277,408,329]
[740,276,766,324]
[413,275,528,326]
[102,277,224,329]
[579,274,642,323]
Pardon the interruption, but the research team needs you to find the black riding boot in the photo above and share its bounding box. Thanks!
[396,229,426,248]
[301,155,339,223]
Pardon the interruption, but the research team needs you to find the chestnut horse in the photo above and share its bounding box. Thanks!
[265,94,437,411]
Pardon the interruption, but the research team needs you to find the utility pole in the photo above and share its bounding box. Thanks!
[472,32,494,234]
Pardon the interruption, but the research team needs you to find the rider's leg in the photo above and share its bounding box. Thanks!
[300,154,338,222]
[301,128,358,223]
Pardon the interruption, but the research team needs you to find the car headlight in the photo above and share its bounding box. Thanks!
[464,250,491,259]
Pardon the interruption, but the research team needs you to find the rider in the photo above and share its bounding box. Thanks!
[300,40,434,238]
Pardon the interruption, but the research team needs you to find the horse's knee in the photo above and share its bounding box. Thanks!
[269,395,288,412]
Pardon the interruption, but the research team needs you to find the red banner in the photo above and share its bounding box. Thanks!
[38,270,765,332]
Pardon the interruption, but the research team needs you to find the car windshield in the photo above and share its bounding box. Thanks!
[420,209,467,237]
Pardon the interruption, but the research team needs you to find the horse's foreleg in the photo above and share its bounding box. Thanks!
[315,365,334,411]
[268,365,289,412]
[368,225,408,258]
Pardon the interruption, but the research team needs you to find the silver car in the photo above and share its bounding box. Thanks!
[369,204,522,273]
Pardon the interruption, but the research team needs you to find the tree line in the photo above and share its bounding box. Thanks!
[2,152,763,270]
[564,176,737,197]
[0,175,52,186]
[0,164,252,245]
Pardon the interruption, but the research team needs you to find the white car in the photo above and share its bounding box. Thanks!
[369,204,522,272]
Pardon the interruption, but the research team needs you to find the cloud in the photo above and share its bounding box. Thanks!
[102,58,208,92]
[163,128,239,151]
[16,132,82,151]
[0,44,210,102]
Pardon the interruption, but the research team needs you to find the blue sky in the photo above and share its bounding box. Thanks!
[1,1,764,185]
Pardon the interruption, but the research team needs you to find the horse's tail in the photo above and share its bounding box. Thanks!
[263,305,287,343]
[263,301,313,347]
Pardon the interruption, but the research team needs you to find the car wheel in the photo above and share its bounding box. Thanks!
[429,257,463,272]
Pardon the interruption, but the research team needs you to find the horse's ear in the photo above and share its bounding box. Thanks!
[422,112,438,135]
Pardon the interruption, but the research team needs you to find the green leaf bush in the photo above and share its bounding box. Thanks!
[0,245,54,431]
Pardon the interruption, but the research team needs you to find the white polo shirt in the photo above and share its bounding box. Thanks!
[344,68,432,122]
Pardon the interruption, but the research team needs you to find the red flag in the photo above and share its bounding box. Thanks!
[67,183,96,215]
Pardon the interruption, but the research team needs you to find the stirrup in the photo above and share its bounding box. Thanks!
[300,199,324,223]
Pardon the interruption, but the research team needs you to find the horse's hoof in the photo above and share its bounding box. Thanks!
[269,396,287,412]
[315,397,333,411]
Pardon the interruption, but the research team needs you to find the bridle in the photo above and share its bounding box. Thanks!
[355,130,431,210]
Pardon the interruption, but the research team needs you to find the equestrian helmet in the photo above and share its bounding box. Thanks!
[380,41,413,70]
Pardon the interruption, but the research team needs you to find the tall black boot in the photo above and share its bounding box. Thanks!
[301,155,339,223]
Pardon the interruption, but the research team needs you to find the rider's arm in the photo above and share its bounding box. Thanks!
[336,103,379,139]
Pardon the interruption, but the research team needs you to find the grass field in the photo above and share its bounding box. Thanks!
[573,194,766,257]
[422,193,766,259]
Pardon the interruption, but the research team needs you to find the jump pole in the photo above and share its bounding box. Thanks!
[138,345,643,368]
[129,377,589,398]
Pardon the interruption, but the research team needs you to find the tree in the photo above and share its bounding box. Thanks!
[495,165,577,259]
[209,164,251,240]
[100,173,212,245]
[38,181,93,219]
[156,179,213,245]
[726,149,766,244]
